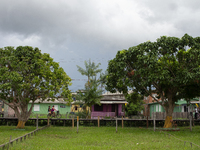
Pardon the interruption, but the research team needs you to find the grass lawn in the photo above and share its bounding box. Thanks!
[1,126,200,150]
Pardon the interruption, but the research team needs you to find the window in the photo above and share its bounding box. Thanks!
[184,106,188,112]
[158,105,161,112]
[94,104,103,111]
[34,105,40,111]
[156,105,158,112]
[75,106,78,111]
[111,105,115,112]
[54,105,58,111]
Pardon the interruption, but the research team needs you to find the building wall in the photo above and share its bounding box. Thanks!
[143,94,161,116]
[71,104,90,113]
[149,103,196,117]
[149,103,164,116]
[28,103,71,114]
[91,104,124,118]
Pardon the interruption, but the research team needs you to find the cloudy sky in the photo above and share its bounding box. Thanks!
[1,0,200,92]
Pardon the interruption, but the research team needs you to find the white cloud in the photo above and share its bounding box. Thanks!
[0,33,41,48]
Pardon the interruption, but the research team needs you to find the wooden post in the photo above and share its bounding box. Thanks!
[146,104,149,128]
[190,115,192,131]
[123,104,125,118]
[7,135,12,150]
[36,114,38,129]
[154,113,156,132]
[77,116,79,133]
[72,117,74,128]
[98,116,100,127]
[192,105,194,126]
[116,116,117,133]
[122,116,124,128]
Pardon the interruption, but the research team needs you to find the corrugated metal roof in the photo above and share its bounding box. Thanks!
[30,98,68,104]
[190,101,200,104]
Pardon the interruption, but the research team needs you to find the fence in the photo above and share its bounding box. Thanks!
[1,117,200,128]
[0,125,50,150]
[151,112,190,120]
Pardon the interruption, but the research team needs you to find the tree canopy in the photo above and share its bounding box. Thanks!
[76,59,102,83]
[0,46,72,128]
[76,59,103,118]
[106,34,200,128]
[76,78,103,111]
[125,92,144,117]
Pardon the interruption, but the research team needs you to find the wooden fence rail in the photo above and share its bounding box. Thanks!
[151,112,190,120]
[0,118,200,128]
[0,125,50,150]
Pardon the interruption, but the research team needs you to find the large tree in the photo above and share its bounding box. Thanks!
[106,34,200,128]
[76,59,103,117]
[0,46,72,128]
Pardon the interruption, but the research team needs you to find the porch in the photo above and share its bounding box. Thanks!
[91,111,125,119]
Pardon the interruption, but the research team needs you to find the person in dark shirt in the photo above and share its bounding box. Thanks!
[48,106,51,114]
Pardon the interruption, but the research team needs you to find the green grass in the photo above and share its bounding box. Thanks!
[1,126,200,150]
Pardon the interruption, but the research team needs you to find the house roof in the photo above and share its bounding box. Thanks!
[146,99,199,105]
[190,101,200,104]
[71,91,128,104]
[100,101,128,104]
[30,98,68,104]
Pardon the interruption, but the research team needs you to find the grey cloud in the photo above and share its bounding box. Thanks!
[1,0,200,91]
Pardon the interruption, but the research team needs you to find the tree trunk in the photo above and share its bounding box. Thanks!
[164,116,172,128]
[88,106,92,119]
[16,120,26,129]
[163,100,175,128]
[13,103,34,129]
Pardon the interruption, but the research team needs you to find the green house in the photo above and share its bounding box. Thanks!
[148,98,198,118]
[28,98,71,115]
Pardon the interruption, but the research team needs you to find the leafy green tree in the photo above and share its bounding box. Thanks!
[125,92,144,117]
[76,59,103,117]
[0,46,72,128]
[76,59,102,84]
[98,71,108,91]
[75,78,103,118]
[106,34,200,128]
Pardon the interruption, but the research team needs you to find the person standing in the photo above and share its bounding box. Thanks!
[48,106,51,115]
[51,105,56,116]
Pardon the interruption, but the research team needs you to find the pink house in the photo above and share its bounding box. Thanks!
[91,92,128,119]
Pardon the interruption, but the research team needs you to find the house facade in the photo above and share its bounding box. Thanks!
[28,98,71,115]
[70,102,90,113]
[147,98,199,118]
[91,92,128,119]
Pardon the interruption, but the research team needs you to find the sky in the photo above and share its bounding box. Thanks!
[1,0,200,92]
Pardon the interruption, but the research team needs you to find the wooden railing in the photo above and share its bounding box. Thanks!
[151,112,190,120]
[0,125,50,150]
[91,112,115,119]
